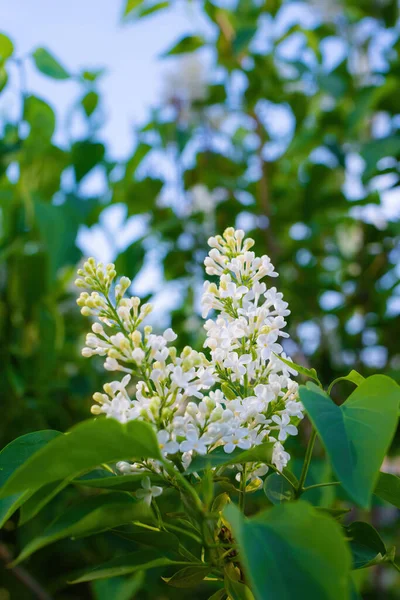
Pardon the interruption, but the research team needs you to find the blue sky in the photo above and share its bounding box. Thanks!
[0,0,200,156]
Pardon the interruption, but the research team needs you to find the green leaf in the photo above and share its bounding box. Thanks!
[374,472,400,508]
[19,479,70,525]
[14,493,151,564]
[186,442,274,474]
[208,590,226,600]
[72,140,105,182]
[264,473,295,504]
[0,33,14,63]
[162,35,205,57]
[123,0,146,16]
[0,65,7,92]
[232,27,257,55]
[163,565,212,587]
[224,501,352,600]
[328,370,365,394]
[361,136,400,179]
[0,431,61,528]
[273,353,321,385]
[92,572,144,600]
[113,524,180,552]
[70,550,196,583]
[0,418,161,499]
[224,572,255,600]
[32,47,70,79]
[82,91,99,117]
[345,522,387,569]
[24,95,56,140]
[137,1,169,18]
[92,572,145,600]
[299,375,400,507]
[75,469,163,491]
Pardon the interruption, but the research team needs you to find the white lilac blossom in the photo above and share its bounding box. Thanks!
[136,476,163,506]
[76,228,304,491]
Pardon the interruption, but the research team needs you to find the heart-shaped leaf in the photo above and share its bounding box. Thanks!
[225,501,351,600]
[299,375,400,508]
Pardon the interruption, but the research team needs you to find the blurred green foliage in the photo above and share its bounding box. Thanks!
[1,0,400,597]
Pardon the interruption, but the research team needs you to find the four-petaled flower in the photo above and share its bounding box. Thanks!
[136,477,163,505]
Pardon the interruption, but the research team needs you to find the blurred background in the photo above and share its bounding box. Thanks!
[0,0,399,598]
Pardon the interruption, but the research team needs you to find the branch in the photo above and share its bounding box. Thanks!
[0,542,53,600]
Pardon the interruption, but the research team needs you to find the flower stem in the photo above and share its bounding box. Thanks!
[239,464,247,513]
[302,481,340,492]
[296,428,317,498]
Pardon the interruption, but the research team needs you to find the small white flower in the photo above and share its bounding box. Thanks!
[163,328,177,342]
[180,429,209,454]
[157,430,179,455]
[272,442,291,471]
[136,476,163,505]
[271,413,298,442]
[222,428,252,454]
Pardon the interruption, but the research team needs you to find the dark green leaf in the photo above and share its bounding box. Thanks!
[163,565,212,587]
[0,418,161,499]
[14,493,151,564]
[0,431,61,528]
[92,572,145,600]
[19,479,70,525]
[374,472,400,508]
[32,47,70,79]
[72,140,105,182]
[70,550,195,583]
[345,521,386,569]
[299,376,400,507]
[225,501,352,600]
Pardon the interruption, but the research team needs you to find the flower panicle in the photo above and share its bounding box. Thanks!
[76,229,304,491]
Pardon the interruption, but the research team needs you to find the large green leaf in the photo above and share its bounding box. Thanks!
[0,418,161,499]
[14,493,151,564]
[32,47,70,79]
[186,442,274,474]
[70,550,197,583]
[0,430,61,528]
[374,472,400,508]
[225,501,351,600]
[299,375,400,507]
